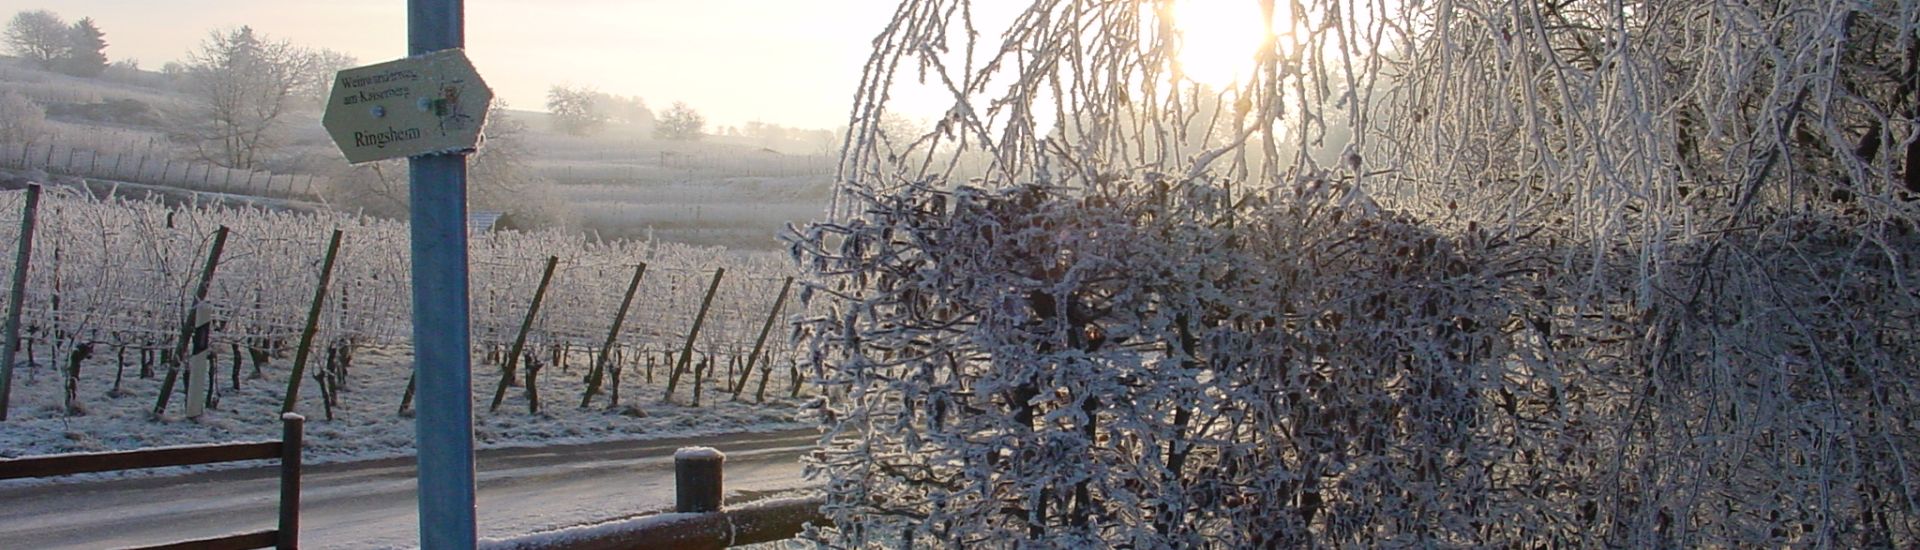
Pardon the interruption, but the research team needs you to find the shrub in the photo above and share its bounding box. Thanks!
[0,91,47,144]
[44,98,160,127]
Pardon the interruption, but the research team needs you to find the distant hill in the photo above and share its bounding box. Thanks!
[0,55,837,250]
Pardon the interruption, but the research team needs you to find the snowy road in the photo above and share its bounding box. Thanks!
[0,428,819,549]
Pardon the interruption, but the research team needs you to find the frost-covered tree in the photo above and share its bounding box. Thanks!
[546,85,606,136]
[297,48,357,107]
[589,91,653,128]
[58,17,106,78]
[654,101,705,141]
[794,0,1920,547]
[172,26,309,169]
[4,10,66,70]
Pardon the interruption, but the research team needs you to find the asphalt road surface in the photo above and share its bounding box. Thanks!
[0,428,817,549]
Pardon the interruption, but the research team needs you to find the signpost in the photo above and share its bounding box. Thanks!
[323,2,483,546]
[322,48,491,164]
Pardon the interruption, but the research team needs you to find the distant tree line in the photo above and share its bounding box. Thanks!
[4,9,359,172]
[545,84,715,142]
[5,9,108,78]
[545,85,613,136]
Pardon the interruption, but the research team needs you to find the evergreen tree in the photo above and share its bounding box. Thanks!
[59,17,107,77]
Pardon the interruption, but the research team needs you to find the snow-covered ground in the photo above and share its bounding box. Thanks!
[0,343,811,468]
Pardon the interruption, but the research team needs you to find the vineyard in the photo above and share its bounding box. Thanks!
[1,140,320,201]
[0,184,813,460]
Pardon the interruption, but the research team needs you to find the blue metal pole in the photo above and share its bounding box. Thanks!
[408,1,476,548]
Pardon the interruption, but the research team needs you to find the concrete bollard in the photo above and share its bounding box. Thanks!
[674,446,725,513]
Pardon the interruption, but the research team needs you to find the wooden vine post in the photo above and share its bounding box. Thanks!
[0,184,41,421]
[282,229,344,414]
[582,263,646,407]
[663,268,724,404]
[732,277,792,400]
[399,373,416,416]
[154,225,230,417]
[489,256,559,412]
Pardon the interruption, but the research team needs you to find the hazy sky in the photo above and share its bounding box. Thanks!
[1,0,909,129]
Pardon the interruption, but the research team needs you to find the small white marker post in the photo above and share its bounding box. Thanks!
[183,301,212,418]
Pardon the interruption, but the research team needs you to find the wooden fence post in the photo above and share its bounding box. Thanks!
[490,256,559,412]
[663,268,724,404]
[280,413,304,550]
[675,447,724,513]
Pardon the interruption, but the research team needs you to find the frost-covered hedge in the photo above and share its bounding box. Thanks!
[796,0,1920,546]
[795,178,1530,546]
[795,175,1920,547]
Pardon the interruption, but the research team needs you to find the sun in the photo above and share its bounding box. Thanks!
[1168,0,1275,88]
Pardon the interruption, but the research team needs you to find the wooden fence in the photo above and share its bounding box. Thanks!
[482,446,827,549]
[0,425,819,548]
[0,414,305,549]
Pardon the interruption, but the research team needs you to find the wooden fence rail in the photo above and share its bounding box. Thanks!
[482,446,827,550]
[0,414,305,550]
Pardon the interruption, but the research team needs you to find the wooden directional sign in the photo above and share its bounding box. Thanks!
[323,49,491,164]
